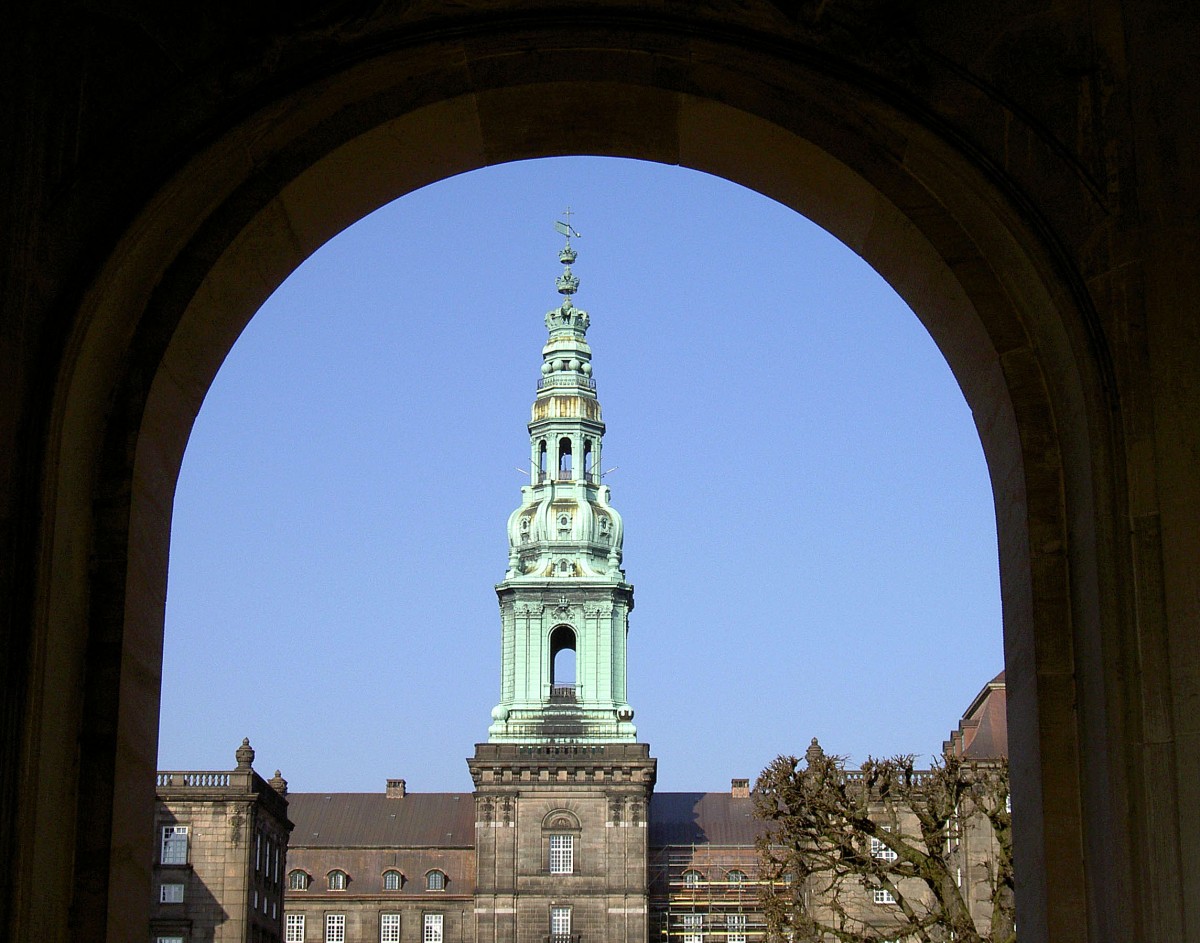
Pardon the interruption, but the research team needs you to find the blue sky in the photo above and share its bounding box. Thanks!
[157,157,1003,794]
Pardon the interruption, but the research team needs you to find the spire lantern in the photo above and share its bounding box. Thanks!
[486,215,637,745]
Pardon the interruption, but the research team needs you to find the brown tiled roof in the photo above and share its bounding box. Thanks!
[288,792,475,847]
[950,670,1008,760]
[649,792,764,846]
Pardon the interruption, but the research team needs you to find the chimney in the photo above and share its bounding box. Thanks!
[386,778,407,799]
[731,778,750,798]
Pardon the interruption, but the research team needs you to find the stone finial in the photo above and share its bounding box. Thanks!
[235,737,255,770]
[268,769,288,795]
[805,737,825,768]
[386,778,407,799]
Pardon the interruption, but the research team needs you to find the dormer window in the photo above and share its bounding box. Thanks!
[288,869,310,891]
[683,869,703,888]
[327,869,347,891]
[426,869,446,891]
[383,869,402,890]
[727,869,748,884]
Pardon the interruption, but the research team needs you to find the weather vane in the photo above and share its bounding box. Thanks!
[554,206,581,242]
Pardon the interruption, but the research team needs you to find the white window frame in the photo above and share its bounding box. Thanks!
[328,869,347,891]
[682,912,703,943]
[159,882,184,903]
[381,913,401,943]
[549,834,574,874]
[285,913,305,943]
[156,937,185,943]
[871,825,898,861]
[326,913,346,943]
[426,869,446,891]
[383,869,402,890]
[726,913,747,943]
[551,905,572,936]
[289,869,310,890]
[424,913,444,943]
[683,869,702,888]
[160,825,189,865]
[873,888,896,905]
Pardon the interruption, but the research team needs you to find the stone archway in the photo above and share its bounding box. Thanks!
[9,10,1170,943]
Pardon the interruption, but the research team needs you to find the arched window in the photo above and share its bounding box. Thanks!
[288,869,309,890]
[727,870,748,884]
[683,869,703,888]
[549,625,577,695]
[558,437,572,478]
[383,869,402,890]
[538,440,548,477]
[583,440,594,480]
[426,869,446,891]
[327,869,347,891]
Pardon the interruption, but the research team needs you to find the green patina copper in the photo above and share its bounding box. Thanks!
[487,217,637,744]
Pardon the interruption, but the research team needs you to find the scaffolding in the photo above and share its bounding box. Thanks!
[650,845,769,942]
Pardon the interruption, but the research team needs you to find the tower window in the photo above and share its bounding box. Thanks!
[558,437,572,478]
[549,834,574,874]
[538,440,548,477]
[551,906,572,939]
[549,625,577,694]
[583,440,594,480]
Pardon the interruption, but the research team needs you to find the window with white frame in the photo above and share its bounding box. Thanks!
[381,913,401,943]
[549,834,574,874]
[160,825,189,864]
[424,913,444,943]
[285,913,305,943]
[873,888,896,905]
[426,869,446,891]
[289,869,310,890]
[726,913,747,943]
[871,825,898,861]
[550,905,572,937]
[383,869,402,890]
[325,913,345,943]
[681,912,703,943]
[682,869,703,888]
[726,869,747,884]
[156,937,185,943]
[159,882,184,903]
[328,869,348,890]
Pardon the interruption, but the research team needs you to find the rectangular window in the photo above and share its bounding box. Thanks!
[159,882,185,903]
[873,888,896,905]
[326,913,346,943]
[285,913,305,943]
[381,914,401,943]
[682,913,703,943]
[156,937,185,943]
[256,832,262,871]
[871,825,898,861]
[726,914,747,943]
[549,834,574,874]
[160,825,189,865]
[551,906,572,936]
[424,913,444,943]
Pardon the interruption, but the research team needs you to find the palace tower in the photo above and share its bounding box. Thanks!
[469,220,657,943]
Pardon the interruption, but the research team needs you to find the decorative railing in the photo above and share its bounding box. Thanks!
[537,374,596,391]
[156,770,252,791]
[549,684,577,703]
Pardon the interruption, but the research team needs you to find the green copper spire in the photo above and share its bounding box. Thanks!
[487,216,637,744]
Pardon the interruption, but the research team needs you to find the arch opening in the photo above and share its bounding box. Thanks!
[34,30,1114,943]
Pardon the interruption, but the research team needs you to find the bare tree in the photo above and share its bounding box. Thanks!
[753,739,1014,943]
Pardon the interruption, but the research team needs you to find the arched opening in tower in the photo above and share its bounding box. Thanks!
[558,437,573,479]
[549,625,578,699]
